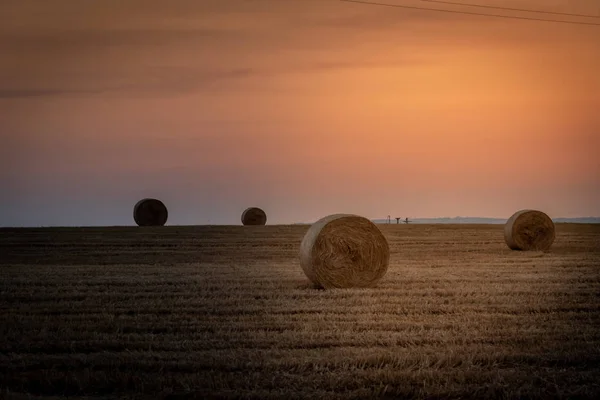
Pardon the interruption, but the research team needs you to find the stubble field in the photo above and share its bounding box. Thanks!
[1,223,599,399]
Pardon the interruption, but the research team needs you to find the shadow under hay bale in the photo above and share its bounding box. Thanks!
[133,198,168,227]
[299,214,390,289]
[241,207,267,226]
[504,209,555,251]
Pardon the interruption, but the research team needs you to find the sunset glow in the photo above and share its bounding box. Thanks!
[1,0,599,226]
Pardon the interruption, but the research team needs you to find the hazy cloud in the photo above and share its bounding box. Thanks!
[0,67,257,98]
[0,28,254,50]
[0,89,99,98]
[0,55,428,99]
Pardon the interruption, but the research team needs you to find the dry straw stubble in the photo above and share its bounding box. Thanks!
[299,214,390,289]
[133,198,168,227]
[241,207,267,226]
[504,209,555,251]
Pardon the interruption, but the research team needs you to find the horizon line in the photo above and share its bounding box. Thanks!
[1,216,599,229]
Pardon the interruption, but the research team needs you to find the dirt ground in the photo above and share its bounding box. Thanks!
[1,223,599,399]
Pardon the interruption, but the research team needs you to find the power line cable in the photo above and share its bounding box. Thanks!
[420,0,600,19]
[339,0,600,26]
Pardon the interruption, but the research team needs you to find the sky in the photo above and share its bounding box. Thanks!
[1,0,599,226]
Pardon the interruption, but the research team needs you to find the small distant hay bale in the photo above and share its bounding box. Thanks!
[241,207,267,226]
[504,209,555,251]
[133,198,168,227]
[299,214,390,289]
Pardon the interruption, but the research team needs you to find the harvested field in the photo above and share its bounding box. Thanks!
[1,224,599,399]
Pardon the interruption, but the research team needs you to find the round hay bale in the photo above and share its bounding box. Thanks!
[133,198,168,227]
[241,207,267,226]
[504,209,555,251]
[299,214,390,289]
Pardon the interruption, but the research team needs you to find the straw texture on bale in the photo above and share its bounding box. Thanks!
[504,209,555,251]
[133,198,168,227]
[299,214,390,289]
[241,207,267,226]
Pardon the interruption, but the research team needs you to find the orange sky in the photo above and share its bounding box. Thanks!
[1,0,599,226]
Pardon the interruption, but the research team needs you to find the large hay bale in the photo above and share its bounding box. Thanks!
[299,214,390,289]
[133,198,168,227]
[504,209,555,251]
[241,207,267,226]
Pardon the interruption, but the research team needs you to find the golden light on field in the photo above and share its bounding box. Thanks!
[299,214,390,288]
[504,209,556,251]
[1,224,599,396]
